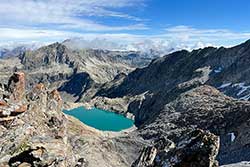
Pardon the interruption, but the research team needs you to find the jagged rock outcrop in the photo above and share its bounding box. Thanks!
[0,78,79,166]
[8,72,25,102]
[0,72,27,126]
[133,129,219,167]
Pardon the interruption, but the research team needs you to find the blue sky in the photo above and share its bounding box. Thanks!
[143,0,250,32]
[1,0,250,50]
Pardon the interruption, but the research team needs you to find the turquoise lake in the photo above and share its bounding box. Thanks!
[63,107,134,131]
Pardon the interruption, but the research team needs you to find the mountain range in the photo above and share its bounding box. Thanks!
[1,40,250,166]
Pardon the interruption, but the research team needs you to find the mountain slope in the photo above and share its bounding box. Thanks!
[96,42,240,97]
[93,40,250,123]
[20,42,152,84]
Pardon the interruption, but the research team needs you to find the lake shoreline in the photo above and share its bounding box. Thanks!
[63,104,135,132]
[63,101,135,120]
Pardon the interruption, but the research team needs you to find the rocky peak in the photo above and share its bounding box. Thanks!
[20,42,74,70]
[7,72,25,102]
[0,72,28,127]
[49,90,62,102]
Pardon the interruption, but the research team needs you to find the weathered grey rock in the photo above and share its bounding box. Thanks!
[0,73,80,166]
[133,129,219,167]
[138,85,250,165]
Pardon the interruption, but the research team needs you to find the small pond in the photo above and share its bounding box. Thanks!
[63,107,134,132]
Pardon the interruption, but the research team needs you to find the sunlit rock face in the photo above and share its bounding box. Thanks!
[8,72,25,102]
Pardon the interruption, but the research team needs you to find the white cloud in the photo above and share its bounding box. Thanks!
[1,26,250,55]
[0,0,146,31]
[0,28,80,40]
[164,25,250,44]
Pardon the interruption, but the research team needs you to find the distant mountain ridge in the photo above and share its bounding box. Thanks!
[0,42,45,58]
[0,46,27,58]
[95,39,250,101]
[62,38,190,57]
[0,42,156,102]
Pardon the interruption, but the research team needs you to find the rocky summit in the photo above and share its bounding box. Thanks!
[2,40,250,166]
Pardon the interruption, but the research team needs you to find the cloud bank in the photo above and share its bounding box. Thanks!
[1,1,250,53]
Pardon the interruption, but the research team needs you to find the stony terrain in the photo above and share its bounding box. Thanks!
[2,40,250,166]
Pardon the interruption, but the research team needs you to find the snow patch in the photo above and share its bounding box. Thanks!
[239,94,250,101]
[233,83,250,96]
[214,67,222,73]
[228,132,236,142]
[218,83,231,89]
